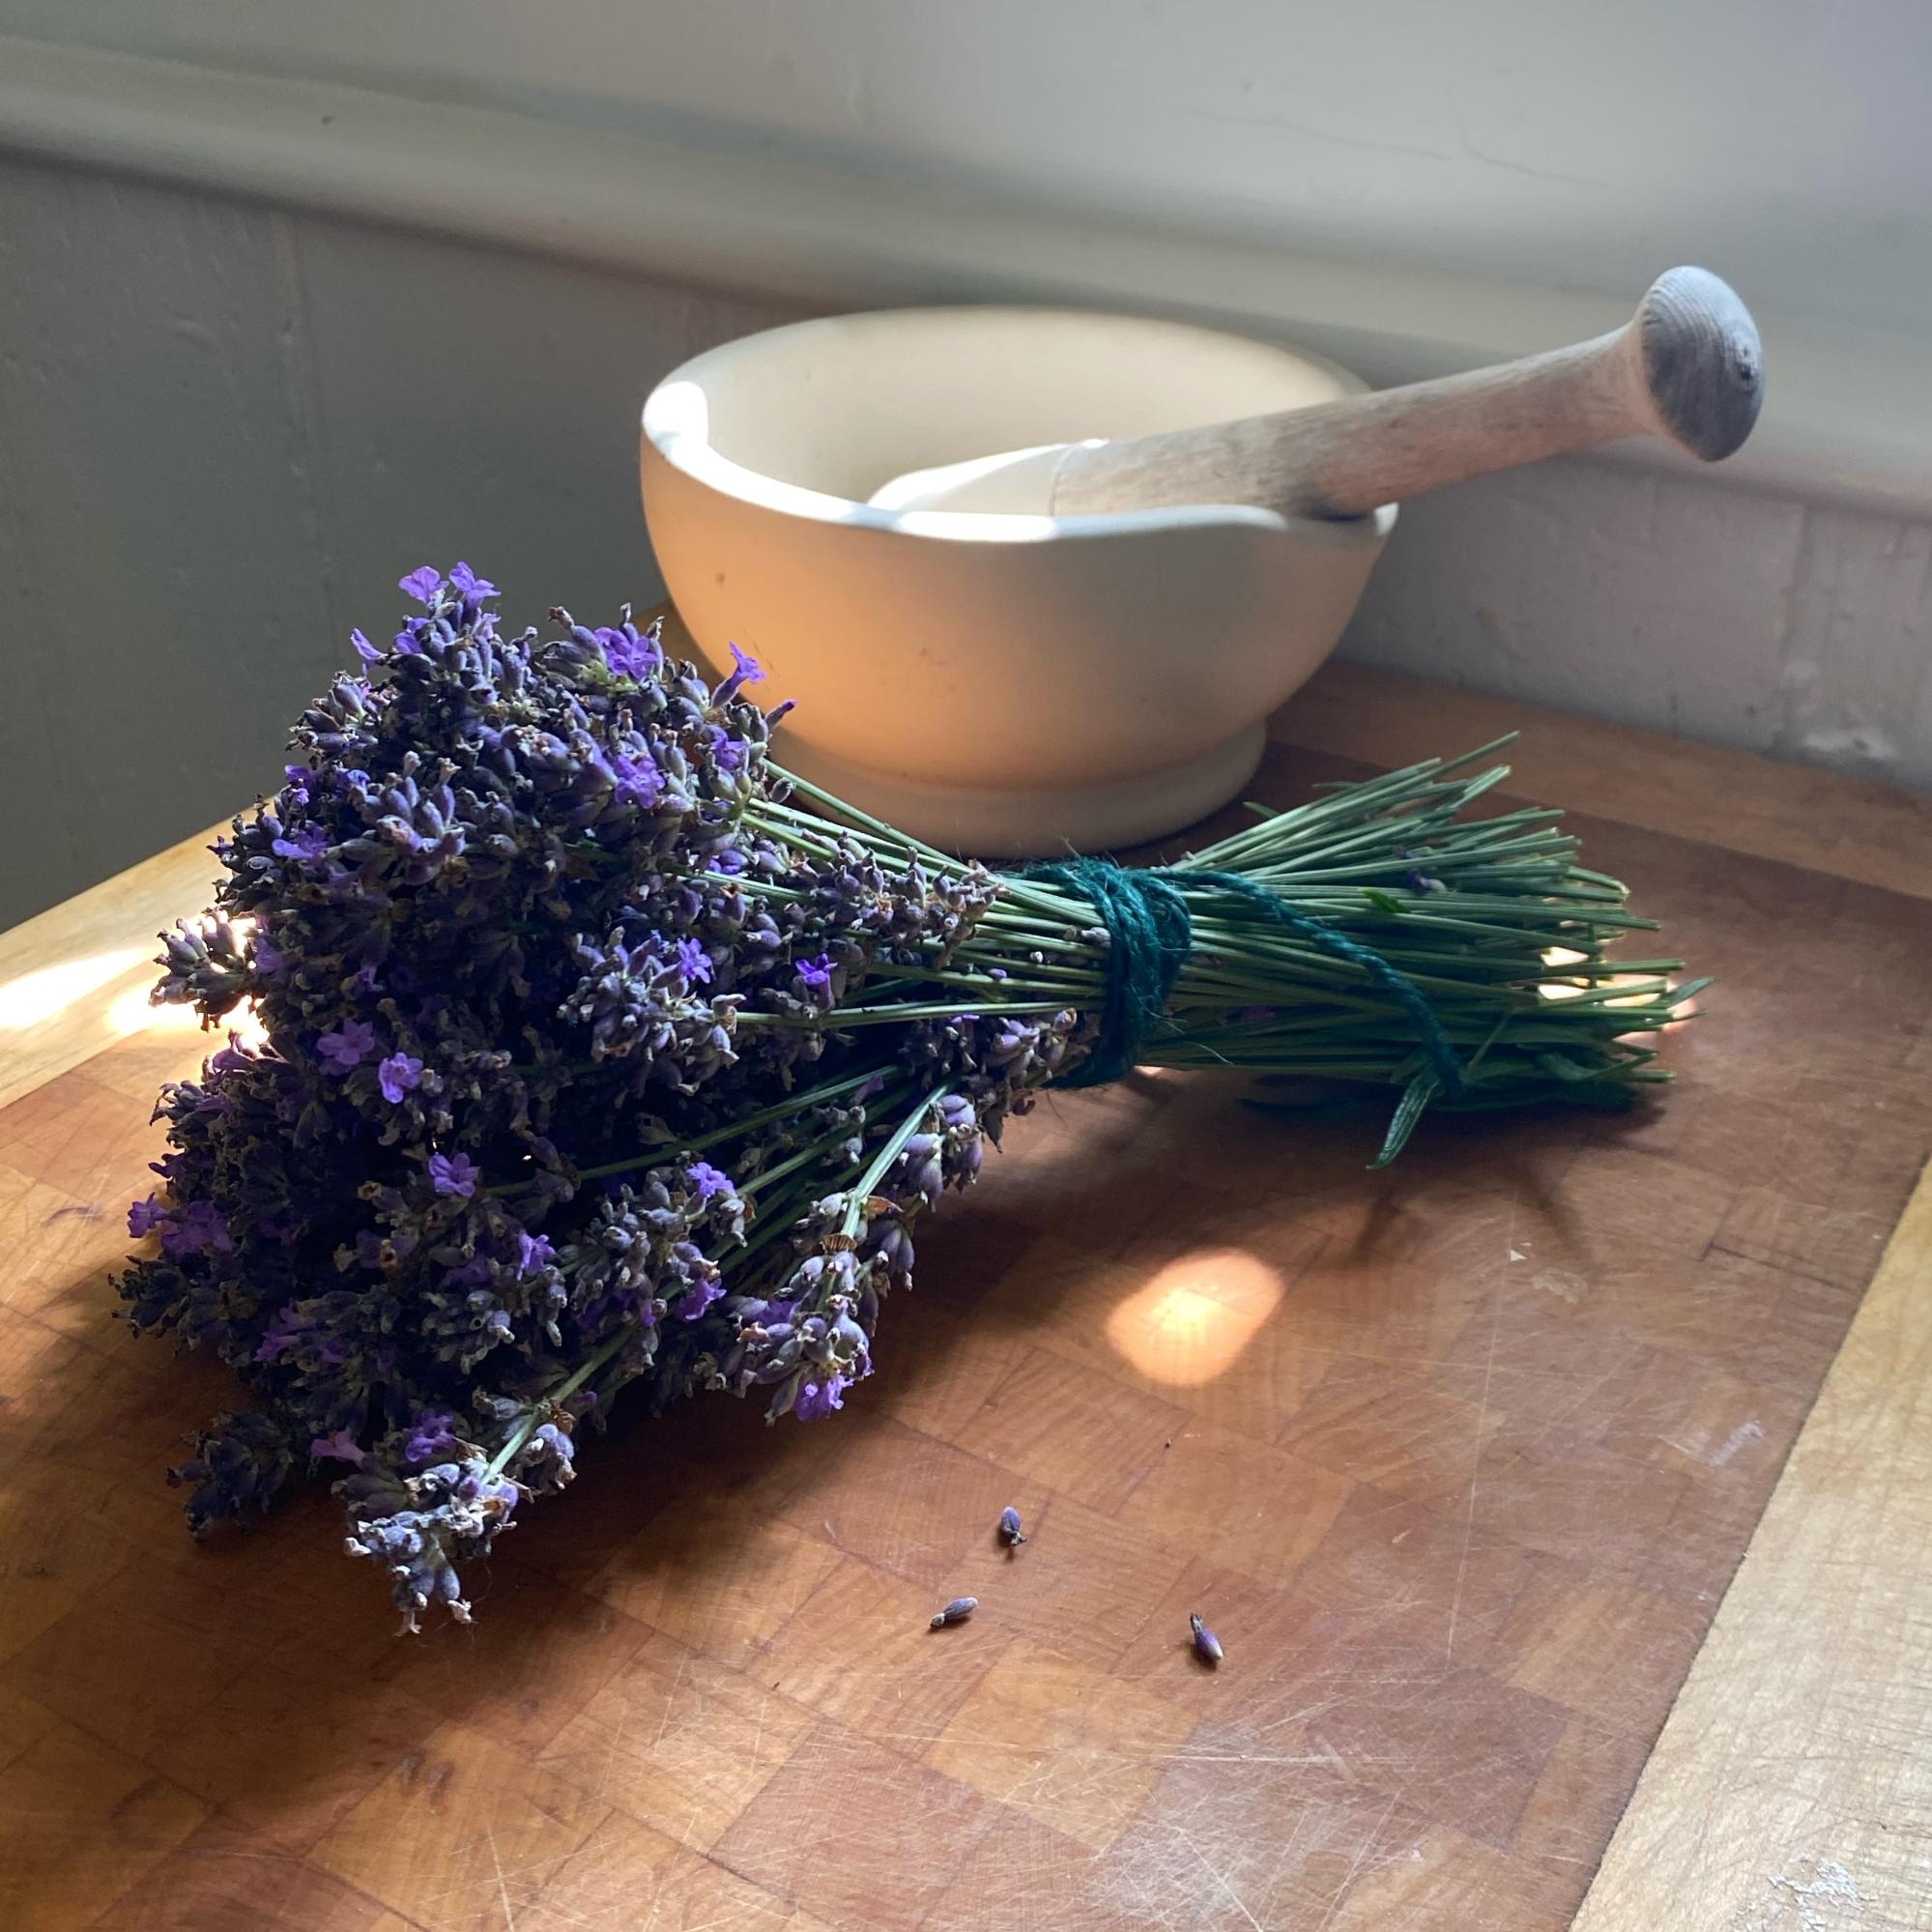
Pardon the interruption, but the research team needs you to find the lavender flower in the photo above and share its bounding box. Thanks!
[271,824,330,861]
[593,622,661,681]
[720,643,764,698]
[676,937,712,985]
[793,1373,852,1420]
[427,1152,479,1197]
[340,1447,517,1633]
[612,751,662,809]
[794,953,837,1008]
[311,1428,368,1467]
[168,1411,294,1534]
[378,1053,423,1103]
[115,562,1691,1631]
[316,1020,377,1073]
[401,1410,463,1466]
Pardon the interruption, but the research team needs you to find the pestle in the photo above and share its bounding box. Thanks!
[868,266,1763,521]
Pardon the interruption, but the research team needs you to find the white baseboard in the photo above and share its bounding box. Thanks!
[1,33,1926,520]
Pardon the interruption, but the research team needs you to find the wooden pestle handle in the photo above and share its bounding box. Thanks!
[1050,267,1764,522]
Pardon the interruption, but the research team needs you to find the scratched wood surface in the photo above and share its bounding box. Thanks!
[1,674,1928,1930]
[1574,1169,1932,1932]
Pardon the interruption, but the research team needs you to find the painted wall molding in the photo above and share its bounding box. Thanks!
[2,32,1927,519]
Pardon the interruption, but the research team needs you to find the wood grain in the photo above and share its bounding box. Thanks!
[0,662,1927,1929]
[1573,1173,1932,1932]
[0,820,229,1111]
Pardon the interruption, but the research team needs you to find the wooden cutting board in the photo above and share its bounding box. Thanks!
[0,651,1927,1931]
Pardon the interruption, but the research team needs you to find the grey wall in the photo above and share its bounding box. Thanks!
[12,0,1932,344]
[2,155,1929,930]
[1349,465,1932,774]
[0,158,802,927]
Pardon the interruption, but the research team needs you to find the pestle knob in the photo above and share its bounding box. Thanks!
[868,267,1763,522]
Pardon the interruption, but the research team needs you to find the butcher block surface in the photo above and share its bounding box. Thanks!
[1,654,1928,1931]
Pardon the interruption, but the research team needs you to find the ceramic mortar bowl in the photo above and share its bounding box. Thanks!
[641,307,1396,854]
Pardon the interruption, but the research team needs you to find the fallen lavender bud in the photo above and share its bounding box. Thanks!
[930,1596,978,1629]
[997,1505,1026,1547]
[1189,1612,1224,1665]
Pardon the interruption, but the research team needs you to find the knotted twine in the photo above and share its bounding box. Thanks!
[1014,857,1468,1105]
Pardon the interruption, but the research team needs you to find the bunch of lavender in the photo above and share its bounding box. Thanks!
[118,566,1698,1629]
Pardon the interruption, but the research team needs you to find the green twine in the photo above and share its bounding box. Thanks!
[1015,858,1195,1088]
[1186,869,1468,1101]
[1014,856,1467,1103]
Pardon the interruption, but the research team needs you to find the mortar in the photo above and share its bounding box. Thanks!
[641,307,1395,854]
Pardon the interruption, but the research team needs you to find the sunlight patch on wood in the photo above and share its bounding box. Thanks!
[0,948,149,1029]
[1106,1247,1284,1387]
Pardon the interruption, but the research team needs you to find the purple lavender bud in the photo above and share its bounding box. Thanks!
[998,1506,1026,1547]
[867,1217,915,1281]
[1189,1613,1224,1665]
[930,1596,978,1629]
[168,1411,294,1535]
[900,1133,945,1208]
